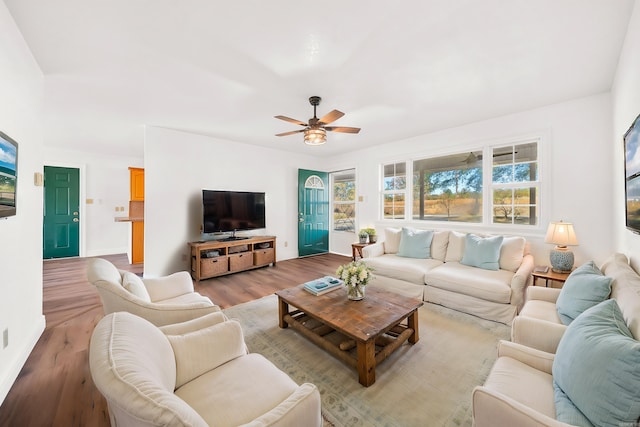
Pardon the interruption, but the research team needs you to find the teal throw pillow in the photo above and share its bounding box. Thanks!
[460,234,503,270]
[397,228,433,259]
[553,299,640,427]
[555,261,611,325]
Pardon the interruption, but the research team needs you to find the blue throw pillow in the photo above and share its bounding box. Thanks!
[555,261,611,325]
[553,299,640,427]
[397,228,433,259]
[460,234,503,270]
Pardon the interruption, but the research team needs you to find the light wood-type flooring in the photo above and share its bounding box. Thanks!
[0,252,349,426]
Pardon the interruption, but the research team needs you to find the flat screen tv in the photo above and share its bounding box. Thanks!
[0,131,18,219]
[624,113,640,233]
[202,190,265,236]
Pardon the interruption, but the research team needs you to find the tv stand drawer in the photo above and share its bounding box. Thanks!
[201,256,229,277]
[229,252,253,271]
[254,248,275,266]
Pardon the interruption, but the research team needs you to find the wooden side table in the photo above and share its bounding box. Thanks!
[532,269,571,287]
[351,242,372,261]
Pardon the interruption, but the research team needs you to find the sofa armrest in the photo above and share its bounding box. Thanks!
[497,340,554,374]
[362,242,384,258]
[509,254,535,309]
[472,386,572,427]
[240,383,322,427]
[526,286,562,303]
[167,319,248,388]
[143,271,195,301]
[160,311,229,335]
[511,316,567,354]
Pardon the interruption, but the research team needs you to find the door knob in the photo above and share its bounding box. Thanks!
[299,218,304,222]
[73,212,79,215]
[73,218,79,222]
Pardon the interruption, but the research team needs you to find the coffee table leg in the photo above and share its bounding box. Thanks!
[408,310,419,344]
[357,340,376,386]
[278,297,289,329]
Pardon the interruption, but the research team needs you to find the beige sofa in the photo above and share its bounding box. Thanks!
[362,228,534,324]
[90,311,323,427]
[472,252,640,426]
[87,257,220,326]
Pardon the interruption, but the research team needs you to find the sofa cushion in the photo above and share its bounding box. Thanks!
[384,227,402,254]
[426,262,513,303]
[397,227,433,258]
[430,230,449,262]
[460,234,503,271]
[444,231,466,262]
[362,254,442,285]
[499,236,526,272]
[555,261,611,325]
[175,353,299,427]
[519,300,562,324]
[601,252,640,339]
[553,299,640,427]
[122,272,151,302]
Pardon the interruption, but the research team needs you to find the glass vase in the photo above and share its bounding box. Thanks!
[347,283,365,301]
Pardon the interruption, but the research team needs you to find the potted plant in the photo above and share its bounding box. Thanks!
[336,260,373,300]
[363,227,377,243]
[358,229,369,244]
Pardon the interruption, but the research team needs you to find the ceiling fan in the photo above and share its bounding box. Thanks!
[274,96,361,145]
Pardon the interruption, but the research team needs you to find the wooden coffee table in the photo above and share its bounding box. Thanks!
[275,285,423,386]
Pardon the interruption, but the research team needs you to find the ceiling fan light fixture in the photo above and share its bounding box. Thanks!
[304,128,326,145]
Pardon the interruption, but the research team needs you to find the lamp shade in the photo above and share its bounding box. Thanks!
[544,221,578,247]
[304,128,326,145]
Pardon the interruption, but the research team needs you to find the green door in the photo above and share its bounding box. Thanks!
[43,166,80,259]
[298,169,329,257]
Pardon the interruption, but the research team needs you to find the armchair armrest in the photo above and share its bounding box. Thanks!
[167,319,248,388]
[362,242,384,258]
[240,383,322,427]
[143,271,195,301]
[511,316,567,354]
[526,286,562,303]
[472,386,572,427]
[160,311,229,335]
[510,254,535,309]
[497,340,554,374]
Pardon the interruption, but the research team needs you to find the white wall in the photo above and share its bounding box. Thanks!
[143,126,323,277]
[612,0,640,269]
[42,147,143,257]
[0,3,45,405]
[323,93,615,266]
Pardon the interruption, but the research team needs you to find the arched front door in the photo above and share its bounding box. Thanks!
[298,169,329,257]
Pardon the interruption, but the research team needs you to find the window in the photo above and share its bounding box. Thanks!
[381,140,541,227]
[332,170,356,232]
[382,162,406,219]
[412,151,483,222]
[491,142,539,225]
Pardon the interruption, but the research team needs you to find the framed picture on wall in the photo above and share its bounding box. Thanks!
[624,113,640,234]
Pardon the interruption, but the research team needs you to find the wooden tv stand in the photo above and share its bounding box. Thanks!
[189,236,276,282]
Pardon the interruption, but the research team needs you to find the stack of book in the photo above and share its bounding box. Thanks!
[303,276,344,296]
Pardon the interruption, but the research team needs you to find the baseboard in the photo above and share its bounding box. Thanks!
[85,247,128,257]
[0,314,46,405]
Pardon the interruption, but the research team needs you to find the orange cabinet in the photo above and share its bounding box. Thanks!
[129,167,144,264]
[132,221,144,264]
[129,167,144,201]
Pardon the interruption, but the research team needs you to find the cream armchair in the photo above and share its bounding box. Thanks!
[89,311,323,427]
[86,257,220,326]
[511,286,566,353]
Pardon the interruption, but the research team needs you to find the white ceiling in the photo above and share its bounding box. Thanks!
[4,0,635,158]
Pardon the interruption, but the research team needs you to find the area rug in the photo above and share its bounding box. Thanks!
[223,294,510,427]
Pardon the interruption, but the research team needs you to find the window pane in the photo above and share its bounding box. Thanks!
[332,170,355,232]
[412,151,482,223]
[492,187,538,225]
[333,203,355,231]
[383,162,406,190]
[384,193,405,219]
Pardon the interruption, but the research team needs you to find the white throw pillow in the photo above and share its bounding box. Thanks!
[122,272,151,302]
[499,236,526,272]
[431,230,450,262]
[444,231,466,262]
[384,228,402,254]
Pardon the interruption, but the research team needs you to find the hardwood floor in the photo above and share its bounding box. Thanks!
[0,252,350,427]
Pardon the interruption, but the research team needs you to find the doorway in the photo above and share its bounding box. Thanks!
[43,166,80,259]
[298,169,329,257]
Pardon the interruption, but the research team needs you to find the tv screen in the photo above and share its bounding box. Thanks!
[0,131,18,219]
[625,113,640,233]
[203,190,265,234]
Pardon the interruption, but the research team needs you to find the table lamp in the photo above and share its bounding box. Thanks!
[544,221,579,273]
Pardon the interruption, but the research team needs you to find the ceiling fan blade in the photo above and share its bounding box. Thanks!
[324,126,361,134]
[318,110,344,125]
[274,115,308,126]
[275,129,306,137]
